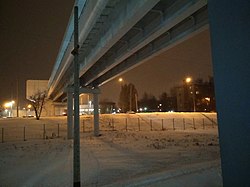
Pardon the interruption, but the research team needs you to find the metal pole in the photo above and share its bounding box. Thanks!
[162,119,164,131]
[73,6,81,187]
[112,118,114,131]
[129,84,132,111]
[2,128,4,143]
[138,118,140,131]
[17,79,19,117]
[135,93,138,112]
[24,127,26,141]
[93,92,100,136]
[67,91,73,139]
[43,124,46,140]
[125,118,128,131]
[192,84,196,112]
[183,118,186,130]
[58,124,60,138]
[150,119,152,131]
[82,120,85,133]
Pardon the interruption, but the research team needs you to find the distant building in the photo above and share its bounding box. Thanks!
[174,77,216,112]
[99,101,116,114]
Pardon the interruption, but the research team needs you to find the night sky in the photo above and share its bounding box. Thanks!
[0,1,213,107]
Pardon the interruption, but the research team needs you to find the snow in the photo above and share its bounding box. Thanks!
[0,113,222,186]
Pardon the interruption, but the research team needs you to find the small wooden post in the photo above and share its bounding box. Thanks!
[138,118,140,131]
[2,128,4,143]
[173,118,175,130]
[82,120,85,133]
[150,119,153,131]
[162,119,164,131]
[125,118,128,131]
[43,124,46,139]
[183,118,186,130]
[58,123,60,137]
[112,118,115,131]
[24,127,26,141]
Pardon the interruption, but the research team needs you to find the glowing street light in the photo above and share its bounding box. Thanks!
[118,78,123,82]
[4,101,15,117]
[185,77,192,83]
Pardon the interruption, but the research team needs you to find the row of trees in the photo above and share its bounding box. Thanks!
[118,77,216,112]
[118,83,176,112]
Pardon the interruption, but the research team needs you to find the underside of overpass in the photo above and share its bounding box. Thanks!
[48,0,250,186]
[48,0,208,102]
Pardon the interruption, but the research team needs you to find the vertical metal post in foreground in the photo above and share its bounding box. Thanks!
[67,90,73,139]
[73,6,81,187]
[93,91,100,136]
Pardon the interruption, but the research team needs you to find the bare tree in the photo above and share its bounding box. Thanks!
[27,91,46,120]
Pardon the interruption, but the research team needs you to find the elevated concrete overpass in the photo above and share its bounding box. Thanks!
[48,0,208,101]
[48,0,250,186]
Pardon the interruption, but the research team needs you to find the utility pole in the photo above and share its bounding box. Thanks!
[72,6,81,187]
[16,79,19,117]
[129,84,132,111]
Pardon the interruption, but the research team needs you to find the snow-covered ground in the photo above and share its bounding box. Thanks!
[0,113,222,186]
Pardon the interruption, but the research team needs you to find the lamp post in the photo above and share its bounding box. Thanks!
[185,77,196,112]
[4,101,15,117]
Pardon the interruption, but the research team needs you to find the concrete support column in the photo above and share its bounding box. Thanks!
[208,1,250,186]
[67,91,73,139]
[93,91,99,137]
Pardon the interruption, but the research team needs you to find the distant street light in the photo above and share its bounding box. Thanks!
[4,100,15,117]
[118,78,123,83]
[185,77,192,83]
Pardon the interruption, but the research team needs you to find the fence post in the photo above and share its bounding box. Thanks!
[82,120,85,133]
[150,119,153,131]
[43,124,46,140]
[138,118,140,131]
[203,118,205,129]
[162,119,164,131]
[24,127,26,141]
[125,118,128,131]
[2,128,4,143]
[173,118,175,130]
[112,118,115,131]
[183,118,186,130]
[58,123,60,138]
[212,118,214,128]
[193,118,196,129]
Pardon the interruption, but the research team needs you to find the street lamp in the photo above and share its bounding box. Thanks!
[118,78,123,83]
[4,101,15,117]
[185,77,192,83]
[185,77,196,112]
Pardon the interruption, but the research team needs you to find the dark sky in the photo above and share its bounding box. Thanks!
[0,0,74,106]
[0,0,213,107]
[100,29,213,102]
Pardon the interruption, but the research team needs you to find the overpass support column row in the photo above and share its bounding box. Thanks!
[93,91,99,137]
[208,1,250,186]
